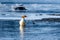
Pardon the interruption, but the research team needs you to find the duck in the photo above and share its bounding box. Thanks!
[19,15,27,26]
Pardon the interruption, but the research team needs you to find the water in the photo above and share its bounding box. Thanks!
[0,20,60,40]
[0,3,60,13]
[0,3,60,40]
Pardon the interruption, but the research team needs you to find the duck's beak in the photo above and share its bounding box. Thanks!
[24,15,27,17]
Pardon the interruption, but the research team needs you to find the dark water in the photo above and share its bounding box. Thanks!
[0,20,20,40]
[0,20,60,40]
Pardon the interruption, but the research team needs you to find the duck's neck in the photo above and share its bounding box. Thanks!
[21,18,25,21]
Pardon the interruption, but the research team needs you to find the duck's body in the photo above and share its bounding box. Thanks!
[19,18,26,27]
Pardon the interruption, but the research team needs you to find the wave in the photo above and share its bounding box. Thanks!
[0,3,60,13]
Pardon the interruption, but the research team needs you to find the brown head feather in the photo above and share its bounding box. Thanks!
[22,15,27,18]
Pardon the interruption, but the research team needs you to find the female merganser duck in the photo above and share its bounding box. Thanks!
[19,15,27,37]
[19,15,27,27]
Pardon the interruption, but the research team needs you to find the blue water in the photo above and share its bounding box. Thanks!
[0,20,60,40]
[0,3,60,13]
[0,3,60,40]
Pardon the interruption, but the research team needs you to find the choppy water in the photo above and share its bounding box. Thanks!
[0,20,60,40]
[0,3,60,40]
[0,3,60,13]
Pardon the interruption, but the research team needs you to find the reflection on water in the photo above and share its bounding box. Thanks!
[0,20,60,40]
[20,24,25,40]
[20,26,24,40]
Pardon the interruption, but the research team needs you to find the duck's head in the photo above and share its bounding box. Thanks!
[22,15,27,18]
